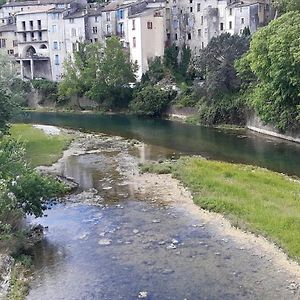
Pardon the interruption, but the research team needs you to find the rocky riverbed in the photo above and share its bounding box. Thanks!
[25,126,300,299]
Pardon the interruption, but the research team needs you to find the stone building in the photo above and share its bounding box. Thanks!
[0,0,272,81]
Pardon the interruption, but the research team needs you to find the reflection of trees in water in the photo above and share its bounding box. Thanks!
[31,239,66,274]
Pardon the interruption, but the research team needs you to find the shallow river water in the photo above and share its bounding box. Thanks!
[26,135,300,300]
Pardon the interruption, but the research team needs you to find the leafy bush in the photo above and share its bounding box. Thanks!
[197,93,247,126]
[0,138,68,237]
[130,85,175,116]
[32,79,59,104]
[236,11,300,132]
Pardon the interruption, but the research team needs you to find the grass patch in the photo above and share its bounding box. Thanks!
[139,161,174,174]
[7,255,32,300]
[142,157,300,260]
[10,124,73,167]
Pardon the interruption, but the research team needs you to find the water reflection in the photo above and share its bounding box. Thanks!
[17,112,300,176]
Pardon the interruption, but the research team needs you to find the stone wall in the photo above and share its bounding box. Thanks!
[165,105,198,119]
[247,113,300,144]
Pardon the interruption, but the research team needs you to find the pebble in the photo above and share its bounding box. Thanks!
[166,243,177,250]
[98,239,112,246]
[138,291,148,299]
[171,239,179,245]
[162,268,174,275]
[152,219,161,223]
[133,229,139,234]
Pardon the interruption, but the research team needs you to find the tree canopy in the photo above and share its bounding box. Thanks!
[59,37,137,109]
[193,33,250,99]
[236,11,300,131]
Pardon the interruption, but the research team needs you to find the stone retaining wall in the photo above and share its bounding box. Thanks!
[247,114,300,144]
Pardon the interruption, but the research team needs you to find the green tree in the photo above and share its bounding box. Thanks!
[194,33,250,98]
[236,11,300,131]
[87,37,137,108]
[59,42,102,99]
[272,0,300,16]
[130,85,174,116]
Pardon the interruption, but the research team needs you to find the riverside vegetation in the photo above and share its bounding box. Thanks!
[140,158,300,260]
[0,50,71,299]
[19,3,300,134]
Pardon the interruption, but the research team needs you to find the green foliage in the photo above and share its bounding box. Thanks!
[130,85,174,116]
[174,84,198,108]
[142,57,166,84]
[194,33,250,98]
[32,79,59,103]
[10,124,73,168]
[0,138,67,220]
[164,44,179,72]
[139,161,174,174]
[272,0,300,15]
[0,52,29,106]
[236,11,300,131]
[59,38,137,109]
[192,33,250,125]
[0,90,16,136]
[172,156,300,259]
[197,93,247,126]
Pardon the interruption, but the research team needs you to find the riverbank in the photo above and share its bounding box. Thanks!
[10,124,73,167]
[0,125,73,299]
[36,126,300,276]
[6,124,300,298]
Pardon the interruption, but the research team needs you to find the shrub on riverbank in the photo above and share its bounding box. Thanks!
[141,157,300,260]
[130,85,176,117]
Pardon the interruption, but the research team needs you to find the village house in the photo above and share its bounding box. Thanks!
[0,0,272,81]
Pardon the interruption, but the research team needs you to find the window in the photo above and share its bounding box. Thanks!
[22,21,26,30]
[201,42,204,49]
[69,18,74,24]
[133,37,136,48]
[189,0,192,3]
[72,43,77,52]
[38,31,42,40]
[190,7,193,13]
[197,3,201,12]
[0,39,6,48]
[106,12,110,21]
[29,20,33,29]
[241,17,244,24]
[54,54,60,65]
[92,26,97,34]
[71,28,76,37]
[187,33,192,40]
[229,21,232,29]
[201,16,203,25]
[229,8,232,15]
[23,32,26,42]
[220,22,224,30]
[31,32,34,40]
[197,28,201,37]
[52,25,57,32]
[52,13,59,20]
[147,21,152,29]
[53,41,59,50]
[106,24,111,34]
[94,38,98,42]
[175,33,177,40]
[132,19,135,30]
[95,16,99,23]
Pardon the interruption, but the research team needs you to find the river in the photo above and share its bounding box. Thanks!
[19,111,300,176]
[18,112,300,299]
